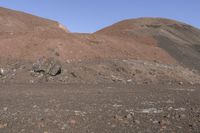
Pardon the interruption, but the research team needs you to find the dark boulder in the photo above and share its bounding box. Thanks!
[49,63,62,76]
[32,57,62,76]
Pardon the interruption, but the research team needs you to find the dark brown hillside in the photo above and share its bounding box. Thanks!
[96,17,200,71]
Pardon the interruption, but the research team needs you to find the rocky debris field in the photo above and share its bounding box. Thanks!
[0,58,200,85]
[0,83,200,133]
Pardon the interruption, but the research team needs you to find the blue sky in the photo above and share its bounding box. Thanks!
[0,0,199,33]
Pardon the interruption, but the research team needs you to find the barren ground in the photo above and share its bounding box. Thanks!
[0,83,200,133]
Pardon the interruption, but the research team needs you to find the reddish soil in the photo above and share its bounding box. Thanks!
[0,8,176,64]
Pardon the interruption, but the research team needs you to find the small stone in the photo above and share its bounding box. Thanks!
[178,81,183,85]
[49,63,62,76]
[0,123,8,129]
[161,125,167,129]
[161,120,170,125]
[153,120,159,124]
[29,80,34,83]
[111,124,117,128]
[126,114,133,119]
[180,114,186,119]
[134,120,140,124]
[0,68,4,75]
[44,131,48,133]
[61,124,68,130]
[113,104,122,108]
[166,99,174,104]
[3,107,8,111]
[189,124,193,128]
[174,108,186,111]
[168,107,173,111]
[125,112,134,119]
[66,60,71,64]
[127,79,132,82]
[33,105,38,108]
[114,115,123,121]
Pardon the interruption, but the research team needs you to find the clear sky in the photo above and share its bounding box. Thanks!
[0,0,199,33]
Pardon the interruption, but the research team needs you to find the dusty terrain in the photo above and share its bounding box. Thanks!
[0,83,200,133]
[0,7,200,133]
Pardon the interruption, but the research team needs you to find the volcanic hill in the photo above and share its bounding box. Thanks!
[0,7,200,84]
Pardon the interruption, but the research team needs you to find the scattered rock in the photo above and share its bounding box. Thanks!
[0,68,4,76]
[111,124,117,128]
[49,63,62,76]
[127,79,132,83]
[126,114,133,119]
[33,105,38,108]
[168,107,173,111]
[160,120,171,125]
[174,108,186,111]
[178,81,183,85]
[153,120,159,124]
[0,68,6,79]
[165,99,174,104]
[138,108,163,114]
[134,120,140,124]
[61,124,68,130]
[111,75,123,82]
[113,104,122,108]
[125,112,134,119]
[0,123,8,129]
[74,110,86,116]
[3,107,8,111]
[114,115,123,121]
[29,80,34,83]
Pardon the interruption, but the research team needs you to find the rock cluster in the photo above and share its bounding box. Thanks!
[32,57,62,76]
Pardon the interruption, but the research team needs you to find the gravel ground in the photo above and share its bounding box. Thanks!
[0,83,200,133]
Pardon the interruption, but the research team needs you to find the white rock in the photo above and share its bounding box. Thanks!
[0,68,4,75]
[3,107,8,111]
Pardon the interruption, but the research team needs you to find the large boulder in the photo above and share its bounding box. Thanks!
[32,57,62,76]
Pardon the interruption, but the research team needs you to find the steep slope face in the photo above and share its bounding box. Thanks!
[96,18,200,71]
[0,7,71,60]
[0,7,69,33]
